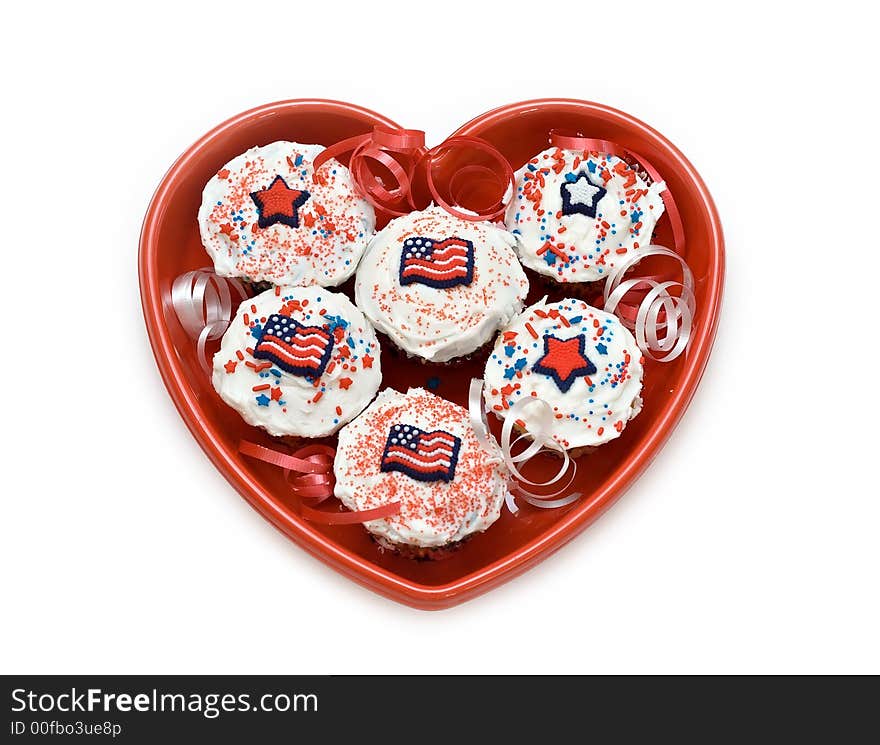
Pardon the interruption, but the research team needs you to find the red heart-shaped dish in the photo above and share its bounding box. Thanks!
[139,98,724,609]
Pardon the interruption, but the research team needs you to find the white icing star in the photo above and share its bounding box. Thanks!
[565,178,602,206]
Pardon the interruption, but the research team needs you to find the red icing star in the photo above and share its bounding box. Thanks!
[532,334,597,393]
[338,377,353,390]
[270,386,282,401]
[224,360,237,373]
[250,175,310,229]
[361,354,374,369]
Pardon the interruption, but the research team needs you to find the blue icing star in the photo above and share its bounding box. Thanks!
[324,313,349,331]
[514,357,528,370]
[256,394,270,407]
[543,252,557,266]
[504,346,515,357]
[503,367,516,380]
[250,323,263,339]
[426,376,440,390]
[587,161,596,173]
[596,343,608,355]
[564,173,578,183]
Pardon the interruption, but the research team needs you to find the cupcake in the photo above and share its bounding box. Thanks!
[354,206,529,363]
[198,141,375,287]
[212,286,381,437]
[334,388,511,558]
[483,297,644,452]
[505,146,665,287]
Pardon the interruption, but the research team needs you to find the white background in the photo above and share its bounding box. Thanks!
[2,1,878,674]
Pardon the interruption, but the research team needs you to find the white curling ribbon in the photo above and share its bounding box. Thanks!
[170,268,248,375]
[603,244,696,363]
[469,379,582,514]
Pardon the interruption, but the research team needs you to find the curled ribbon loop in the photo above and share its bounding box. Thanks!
[548,130,685,254]
[313,125,427,217]
[314,127,514,222]
[239,440,401,524]
[423,136,515,223]
[170,268,248,375]
[603,245,696,363]
[468,379,581,514]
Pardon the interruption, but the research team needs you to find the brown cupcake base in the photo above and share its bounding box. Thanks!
[380,330,497,368]
[504,417,597,460]
[371,533,472,561]
[524,267,604,304]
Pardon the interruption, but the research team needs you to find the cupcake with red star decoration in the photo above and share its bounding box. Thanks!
[198,141,375,287]
[212,285,381,438]
[355,206,529,363]
[333,388,511,559]
[505,146,665,291]
[483,297,644,454]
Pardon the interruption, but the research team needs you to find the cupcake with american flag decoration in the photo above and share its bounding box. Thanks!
[212,285,381,438]
[334,387,511,559]
[355,206,529,363]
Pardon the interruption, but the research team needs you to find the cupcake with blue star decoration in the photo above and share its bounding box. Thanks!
[483,297,644,453]
[504,146,665,290]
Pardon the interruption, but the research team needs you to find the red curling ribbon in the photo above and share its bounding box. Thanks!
[548,130,685,253]
[239,441,333,473]
[300,501,401,525]
[313,125,427,217]
[422,136,515,222]
[239,441,401,525]
[314,127,514,223]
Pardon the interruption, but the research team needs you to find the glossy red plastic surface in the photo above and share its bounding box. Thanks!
[139,99,724,609]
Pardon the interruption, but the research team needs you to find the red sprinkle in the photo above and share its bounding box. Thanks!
[525,322,538,339]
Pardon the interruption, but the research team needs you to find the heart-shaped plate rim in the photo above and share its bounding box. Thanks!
[139,98,724,609]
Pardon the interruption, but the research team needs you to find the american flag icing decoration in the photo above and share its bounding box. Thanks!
[399,236,474,289]
[253,314,334,377]
[380,424,462,483]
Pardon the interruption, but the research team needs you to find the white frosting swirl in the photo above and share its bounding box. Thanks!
[355,206,529,362]
[198,141,375,286]
[212,286,381,437]
[505,146,666,283]
[483,297,644,449]
[334,388,510,548]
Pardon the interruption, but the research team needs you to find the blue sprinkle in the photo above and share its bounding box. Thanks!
[270,369,282,377]
[294,154,303,166]
[570,315,583,324]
